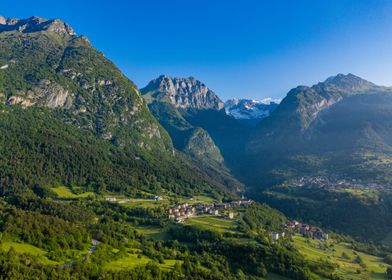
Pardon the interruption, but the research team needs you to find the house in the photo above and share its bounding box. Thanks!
[215,203,228,210]
[271,232,280,241]
[228,212,234,219]
[105,197,117,202]
[152,195,163,201]
[314,230,329,240]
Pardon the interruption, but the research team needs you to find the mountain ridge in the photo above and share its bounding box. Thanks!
[244,73,392,187]
[0,15,76,36]
[142,75,224,110]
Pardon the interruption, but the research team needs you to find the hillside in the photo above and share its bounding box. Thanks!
[245,73,392,187]
[0,16,246,200]
[241,74,392,243]
[142,76,244,191]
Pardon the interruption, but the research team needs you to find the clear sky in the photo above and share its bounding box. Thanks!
[2,0,392,100]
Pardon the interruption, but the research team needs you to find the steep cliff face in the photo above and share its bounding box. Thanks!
[0,16,172,152]
[142,75,224,111]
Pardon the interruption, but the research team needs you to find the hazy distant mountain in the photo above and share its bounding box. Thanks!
[224,98,280,125]
[243,73,392,187]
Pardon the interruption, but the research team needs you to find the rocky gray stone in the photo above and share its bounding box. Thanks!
[0,15,76,36]
[141,75,224,111]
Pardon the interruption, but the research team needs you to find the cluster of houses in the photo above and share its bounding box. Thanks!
[285,220,328,240]
[271,221,328,241]
[166,199,253,223]
[288,175,381,190]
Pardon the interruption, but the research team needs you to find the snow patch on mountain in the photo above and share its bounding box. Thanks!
[224,98,280,120]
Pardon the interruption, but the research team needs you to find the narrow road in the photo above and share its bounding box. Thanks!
[60,239,99,268]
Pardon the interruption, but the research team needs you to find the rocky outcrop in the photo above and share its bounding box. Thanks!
[141,75,224,111]
[0,16,76,36]
[5,80,72,109]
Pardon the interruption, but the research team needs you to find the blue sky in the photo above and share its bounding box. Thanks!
[2,0,392,100]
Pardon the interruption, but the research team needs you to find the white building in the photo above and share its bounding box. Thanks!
[271,232,280,241]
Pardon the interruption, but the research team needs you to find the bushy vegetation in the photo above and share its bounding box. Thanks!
[0,105,233,198]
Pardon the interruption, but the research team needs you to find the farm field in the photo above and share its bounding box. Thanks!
[185,215,238,234]
[292,235,388,279]
[52,186,95,199]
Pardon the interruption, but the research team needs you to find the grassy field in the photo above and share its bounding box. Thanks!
[104,251,181,271]
[0,241,58,265]
[191,195,215,204]
[105,253,151,270]
[135,225,170,241]
[52,186,95,199]
[185,215,238,234]
[121,198,168,209]
[292,235,388,279]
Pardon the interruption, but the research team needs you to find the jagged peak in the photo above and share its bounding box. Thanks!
[141,75,224,111]
[0,15,76,36]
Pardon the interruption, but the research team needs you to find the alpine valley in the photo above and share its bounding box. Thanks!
[1,15,392,280]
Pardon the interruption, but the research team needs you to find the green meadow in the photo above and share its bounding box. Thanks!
[104,251,181,271]
[135,225,170,241]
[0,241,58,265]
[185,215,238,234]
[292,235,388,279]
[121,198,168,208]
[52,186,95,199]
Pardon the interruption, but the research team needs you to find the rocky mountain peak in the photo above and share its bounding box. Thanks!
[321,73,376,93]
[0,16,76,36]
[141,75,224,111]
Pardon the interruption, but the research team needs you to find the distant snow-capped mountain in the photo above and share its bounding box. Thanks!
[224,98,280,120]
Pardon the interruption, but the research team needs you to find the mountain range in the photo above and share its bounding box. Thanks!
[2,15,392,279]
[140,71,392,243]
[0,16,234,198]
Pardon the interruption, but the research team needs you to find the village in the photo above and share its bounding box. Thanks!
[102,194,329,242]
[271,220,329,241]
[286,175,383,190]
[166,199,254,223]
